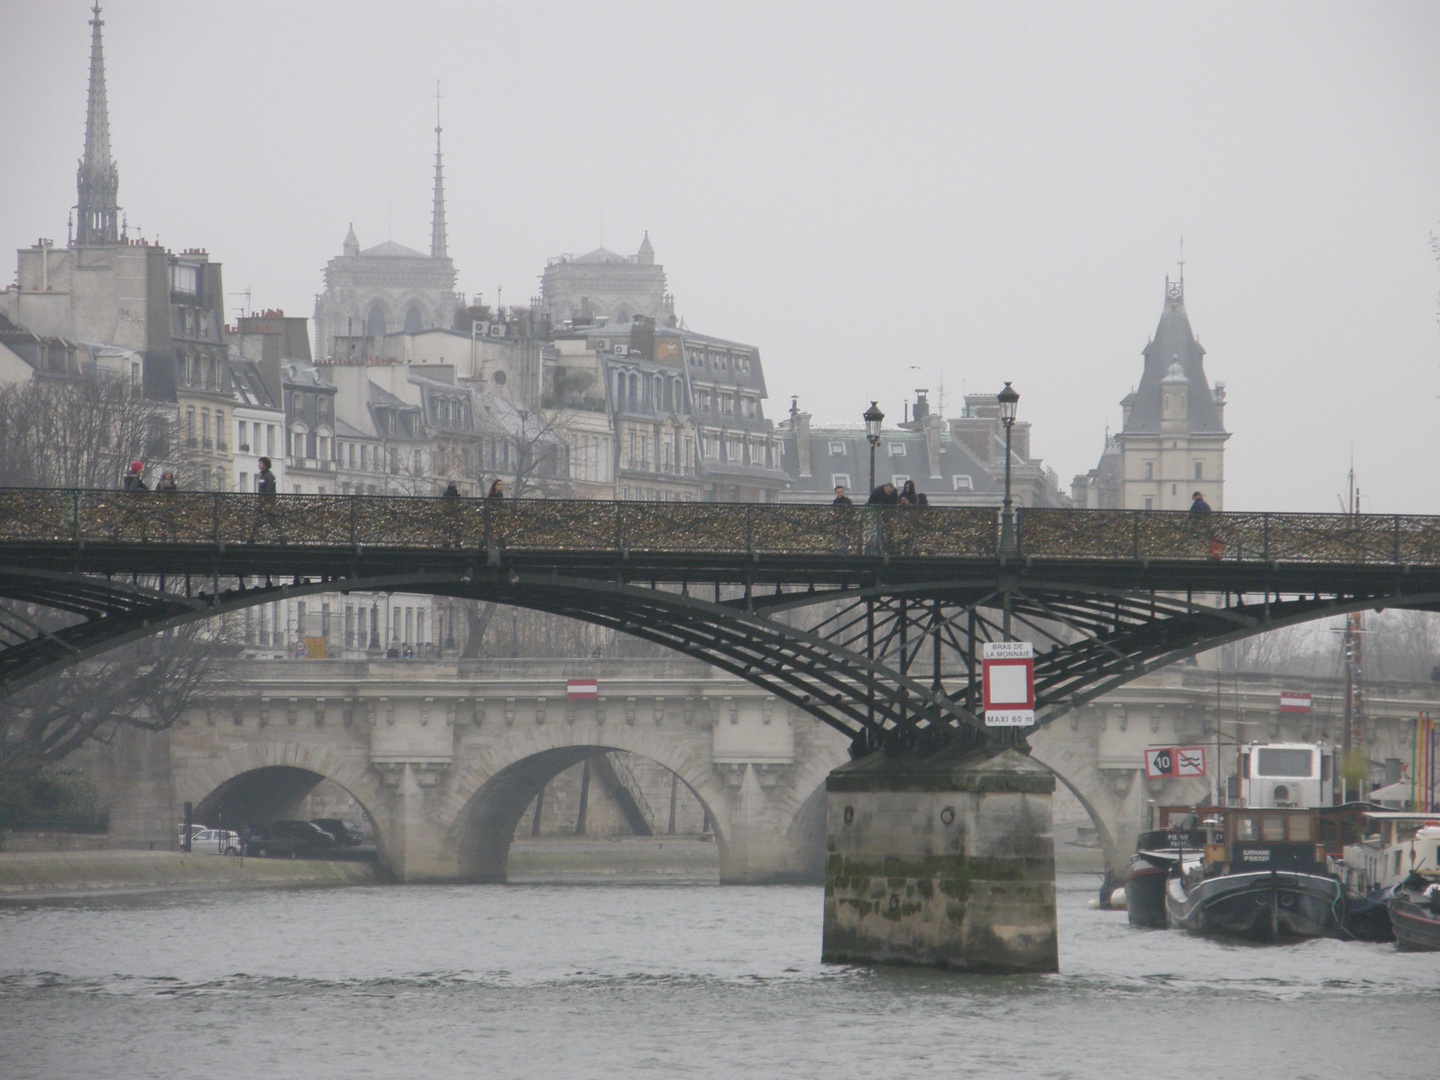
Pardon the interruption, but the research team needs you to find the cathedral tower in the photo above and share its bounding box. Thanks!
[75,3,121,245]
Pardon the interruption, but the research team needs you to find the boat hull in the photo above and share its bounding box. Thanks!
[1388,891,1440,951]
[1342,891,1395,943]
[1124,856,1170,928]
[1167,870,1343,942]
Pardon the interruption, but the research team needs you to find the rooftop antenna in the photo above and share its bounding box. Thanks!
[228,286,252,321]
[1178,232,1185,289]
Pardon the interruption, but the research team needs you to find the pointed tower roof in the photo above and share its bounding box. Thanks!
[75,3,120,246]
[637,231,655,264]
[1119,276,1224,435]
[430,86,447,260]
[343,223,359,257]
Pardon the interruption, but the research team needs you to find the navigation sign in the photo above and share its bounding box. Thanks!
[567,678,598,699]
[1279,691,1312,713]
[982,641,1034,727]
[1144,746,1206,778]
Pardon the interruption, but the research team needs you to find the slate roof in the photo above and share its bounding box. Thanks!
[778,426,1001,500]
[1122,280,1225,435]
[359,240,431,260]
[569,247,629,265]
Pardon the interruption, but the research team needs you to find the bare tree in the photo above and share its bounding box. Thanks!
[0,374,175,489]
[0,622,228,792]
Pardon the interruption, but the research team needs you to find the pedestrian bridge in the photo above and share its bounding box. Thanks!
[3,489,1440,760]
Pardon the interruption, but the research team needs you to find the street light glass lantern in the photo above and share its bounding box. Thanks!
[863,401,885,445]
[997,382,1019,426]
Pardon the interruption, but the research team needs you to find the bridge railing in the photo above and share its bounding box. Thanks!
[1,488,1437,566]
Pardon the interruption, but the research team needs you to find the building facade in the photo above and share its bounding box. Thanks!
[312,117,461,359]
[540,234,674,330]
[1073,277,1229,510]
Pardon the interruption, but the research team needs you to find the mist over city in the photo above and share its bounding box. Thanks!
[2,1,1437,512]
[1,4,1439,1080]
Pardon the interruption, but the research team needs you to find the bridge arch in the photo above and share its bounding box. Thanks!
[438,724,736,882]
[177,742,390,867]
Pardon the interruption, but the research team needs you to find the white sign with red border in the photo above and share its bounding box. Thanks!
[567,678,598,699]
[982,641,1034,727]
[1279,691,1312,713]
[1144,746,1207,778]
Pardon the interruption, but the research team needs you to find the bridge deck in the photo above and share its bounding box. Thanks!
[1,490,1437,587]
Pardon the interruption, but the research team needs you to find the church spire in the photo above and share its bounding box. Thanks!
[430,82,447,260]
[75,3,120,246]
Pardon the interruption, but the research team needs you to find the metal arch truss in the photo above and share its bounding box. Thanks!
[5,559,1440,758]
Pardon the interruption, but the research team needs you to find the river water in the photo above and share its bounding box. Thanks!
[0,874,1432,1080]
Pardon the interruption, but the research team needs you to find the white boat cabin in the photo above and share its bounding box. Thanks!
[1335,812,1440,896]
[1241,742,1334,809]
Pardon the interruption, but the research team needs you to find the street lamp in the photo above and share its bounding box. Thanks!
[863,400,885,492]
[997,381,1019,557]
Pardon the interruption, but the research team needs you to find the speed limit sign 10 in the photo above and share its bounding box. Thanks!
[1144,747,1176,778]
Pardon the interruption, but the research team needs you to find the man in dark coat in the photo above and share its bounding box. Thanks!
[867,481,898,505]
[831,485,852,506]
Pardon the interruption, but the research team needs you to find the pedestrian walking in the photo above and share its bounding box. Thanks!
[249,456,281,542]
[1188,490,1223,559]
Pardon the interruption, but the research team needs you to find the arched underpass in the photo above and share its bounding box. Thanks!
[443,746,730,883]
[189,763,386,866]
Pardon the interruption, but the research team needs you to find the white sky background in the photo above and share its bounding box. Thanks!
[1,1,1437,513]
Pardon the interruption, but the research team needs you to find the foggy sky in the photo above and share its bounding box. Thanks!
[1,1,1437,513]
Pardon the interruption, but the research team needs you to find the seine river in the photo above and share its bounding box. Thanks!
[0,874,1432,1080]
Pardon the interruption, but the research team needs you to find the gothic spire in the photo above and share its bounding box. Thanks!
[75,3,120,245]
[430,82,447,260]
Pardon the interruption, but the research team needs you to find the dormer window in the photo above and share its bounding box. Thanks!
[888,443,906,457]
[829,441,846,455]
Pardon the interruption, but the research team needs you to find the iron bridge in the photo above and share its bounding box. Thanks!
[4,488,1440,755]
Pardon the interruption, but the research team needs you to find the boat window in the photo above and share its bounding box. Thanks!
[1235,816,1257,840]
[1288,816,1312,842]
[1262,814,1286,841]
[1256,748,1313,777]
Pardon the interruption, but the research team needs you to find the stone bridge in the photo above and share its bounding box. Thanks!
[167,657,850,883]
[106,654,1434,883]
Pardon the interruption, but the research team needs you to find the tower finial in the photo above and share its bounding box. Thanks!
[430,80,447,260]
[75,2,121,245]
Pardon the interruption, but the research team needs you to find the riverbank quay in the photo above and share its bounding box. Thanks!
[0,850,379,900]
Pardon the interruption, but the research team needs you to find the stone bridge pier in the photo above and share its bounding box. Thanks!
[172,659,851,885]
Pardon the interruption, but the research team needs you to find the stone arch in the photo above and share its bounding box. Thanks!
[438,722,734,882]
[784,781,829,884]
[1029,724,1133,877]
[403,303,424,334]
[176,741,390,867]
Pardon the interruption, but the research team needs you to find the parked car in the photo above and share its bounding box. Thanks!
[176,822,206,848]
[188,828,242,855]
[264,819,337,857]
[309,818,365,846]
[243,829,298,859]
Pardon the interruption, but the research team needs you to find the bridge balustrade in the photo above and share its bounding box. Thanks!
[1,488,1438,566]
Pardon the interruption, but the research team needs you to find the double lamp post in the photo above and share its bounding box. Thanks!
[860,383,1018,552]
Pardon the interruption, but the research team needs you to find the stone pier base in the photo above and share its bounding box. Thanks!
[822,747,1058,973]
